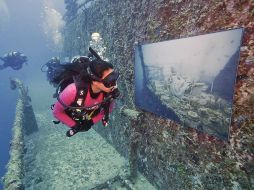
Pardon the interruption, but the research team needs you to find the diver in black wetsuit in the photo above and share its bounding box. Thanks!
[0,51,27,70]
[42,57,61,87]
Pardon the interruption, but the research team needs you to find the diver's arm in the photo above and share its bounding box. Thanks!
[11,64,22,70]
[53,83,77,127]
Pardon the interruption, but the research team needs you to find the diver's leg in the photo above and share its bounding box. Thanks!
[0,64,8,70]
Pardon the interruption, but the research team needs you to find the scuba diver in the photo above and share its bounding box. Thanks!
[42,55,92,97]
[41,57,61,87]
[0,51,27,70]
[51,47,120,137]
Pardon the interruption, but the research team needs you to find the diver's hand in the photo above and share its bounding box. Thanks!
[66,128,78,137]
[102,117,108,127]
[78,119,94,131]
[66,120,94,137]
[111,88,120,99]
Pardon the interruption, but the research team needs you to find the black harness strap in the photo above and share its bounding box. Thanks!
[102,92,110,122]
[52,79,112,125]
[65,81,89,122]
[73,81,89,108]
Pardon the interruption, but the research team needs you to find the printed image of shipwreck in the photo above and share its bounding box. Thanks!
[135,28,244,140]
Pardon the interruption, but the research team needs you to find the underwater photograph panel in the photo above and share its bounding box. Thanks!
[135,28,244,140]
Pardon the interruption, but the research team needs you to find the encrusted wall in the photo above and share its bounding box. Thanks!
[2,98,25,190]
[2,79,38,190]
[63,0,254,189]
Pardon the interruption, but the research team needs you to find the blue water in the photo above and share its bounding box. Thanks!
[0,79,17,190]
[0,1,65,189]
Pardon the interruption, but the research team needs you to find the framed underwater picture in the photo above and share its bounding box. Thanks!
[135,28,244,140]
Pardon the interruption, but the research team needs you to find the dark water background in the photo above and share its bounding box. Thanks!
[0,1,65,189]
[211,51,240,101]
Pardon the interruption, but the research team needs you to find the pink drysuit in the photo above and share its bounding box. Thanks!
[53,83,112,128]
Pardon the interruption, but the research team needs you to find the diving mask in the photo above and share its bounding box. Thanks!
[102,71,119,88]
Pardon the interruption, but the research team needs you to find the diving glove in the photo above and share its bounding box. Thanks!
[66,128,78,137]
[102,117,108,127]
[66,119,94,137]
[111,88,120,99]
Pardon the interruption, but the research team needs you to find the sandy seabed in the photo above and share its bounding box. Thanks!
[23,111,128,190]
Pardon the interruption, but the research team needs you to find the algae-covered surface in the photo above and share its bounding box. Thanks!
[2,80,155,190]
[23,111,127,189]
[22,110,155,190]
